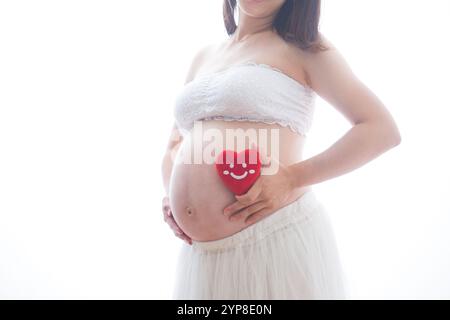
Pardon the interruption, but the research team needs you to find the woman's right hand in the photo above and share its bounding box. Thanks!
[162,196,192,245]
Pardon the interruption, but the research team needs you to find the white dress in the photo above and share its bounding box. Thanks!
[172,190,350,299]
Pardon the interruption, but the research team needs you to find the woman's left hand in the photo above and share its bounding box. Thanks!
[223,156,297,225]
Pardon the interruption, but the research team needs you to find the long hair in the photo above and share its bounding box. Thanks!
[223,0,328,53]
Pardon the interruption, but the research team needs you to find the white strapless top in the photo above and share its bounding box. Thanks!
[173,61,316,136]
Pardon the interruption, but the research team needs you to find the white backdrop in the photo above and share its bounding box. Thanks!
[0,0,449,299]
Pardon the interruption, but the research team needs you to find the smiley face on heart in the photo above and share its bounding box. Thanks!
[215,148,261,195]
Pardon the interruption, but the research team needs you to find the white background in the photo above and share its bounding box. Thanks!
[0,0,449,299]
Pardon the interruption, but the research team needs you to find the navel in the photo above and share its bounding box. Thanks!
[185,206,195,216]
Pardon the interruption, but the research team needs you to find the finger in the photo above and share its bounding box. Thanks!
[169,222,183,235]
[234,180,262,205]
[163,208,171,221]
[162,202,171,215]
[173,227,191,240]
[165,216,183,234]
[162,205,170,215]
[179,234,192,244]
[163,207,173,220]
[167,219,190,243]
[229,201,268,221]
[244,207,273,225]
[173,228,184,236]
[223,200,247,217]
[163,208,171,220]
[224,183,262,216]
[174,230,189,239]
[176,233,192,244]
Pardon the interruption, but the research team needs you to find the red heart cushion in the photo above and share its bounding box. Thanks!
[215,149,261,195]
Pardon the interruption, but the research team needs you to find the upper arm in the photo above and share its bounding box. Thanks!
[302,35,397,128]
[167,44,214,150]
[166,122,183,151]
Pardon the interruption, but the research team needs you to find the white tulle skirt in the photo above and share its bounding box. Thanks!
[172,190,350,300]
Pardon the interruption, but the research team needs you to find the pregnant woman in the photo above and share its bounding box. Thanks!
[161,0,401,299]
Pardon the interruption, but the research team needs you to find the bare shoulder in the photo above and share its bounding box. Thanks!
[301,34,350,72]
[183,41,222,84]
[289,33,362,98]
[296,33,396,129]
[299,33,356,88]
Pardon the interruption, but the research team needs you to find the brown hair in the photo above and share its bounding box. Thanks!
[223,0,328,53]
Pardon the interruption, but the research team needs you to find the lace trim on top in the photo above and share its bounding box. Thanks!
[199,116,308,136]
[192,60,315,93]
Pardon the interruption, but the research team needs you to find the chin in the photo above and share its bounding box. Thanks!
[238,0,286,18]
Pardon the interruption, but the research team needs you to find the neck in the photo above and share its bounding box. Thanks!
[231,8,276,43]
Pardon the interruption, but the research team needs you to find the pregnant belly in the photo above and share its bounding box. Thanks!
[168,120,311,241]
